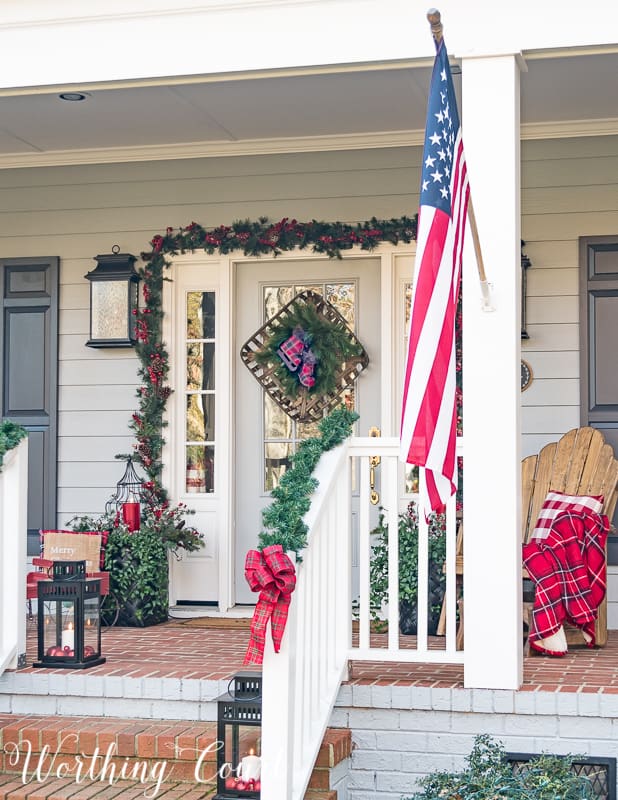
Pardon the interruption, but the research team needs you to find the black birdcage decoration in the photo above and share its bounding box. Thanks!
[214,671,262,798]
[33,561,105,669]
[105,456,149,531]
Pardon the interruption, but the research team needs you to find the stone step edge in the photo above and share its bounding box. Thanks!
[0,714,351,767]
[0,773,338,800]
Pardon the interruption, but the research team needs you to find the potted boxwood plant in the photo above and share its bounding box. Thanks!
[67,500,203,627]
[369,502,446,635]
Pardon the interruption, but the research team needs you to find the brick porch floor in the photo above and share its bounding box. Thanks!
[15,618,618,693]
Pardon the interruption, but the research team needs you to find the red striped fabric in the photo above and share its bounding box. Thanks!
[400,40,470,516]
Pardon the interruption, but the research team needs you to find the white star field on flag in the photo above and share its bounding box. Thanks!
[419,63,460,217]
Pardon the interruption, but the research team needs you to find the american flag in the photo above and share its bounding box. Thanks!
[400,38,469,515]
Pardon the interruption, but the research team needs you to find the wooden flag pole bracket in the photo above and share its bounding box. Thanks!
[427,8,495,313]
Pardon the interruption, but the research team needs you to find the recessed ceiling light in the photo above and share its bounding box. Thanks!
[58,92,89,102]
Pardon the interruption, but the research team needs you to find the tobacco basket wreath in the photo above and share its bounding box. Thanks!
[240,290,369,423]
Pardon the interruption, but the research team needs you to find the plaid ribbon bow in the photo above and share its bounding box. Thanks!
[243,544,297,666]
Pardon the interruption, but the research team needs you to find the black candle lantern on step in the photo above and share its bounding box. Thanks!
[214,671,262,798]
[33,561,106,669]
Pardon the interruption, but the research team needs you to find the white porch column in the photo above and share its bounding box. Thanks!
[461,53,524,689]
[0,438,28,672]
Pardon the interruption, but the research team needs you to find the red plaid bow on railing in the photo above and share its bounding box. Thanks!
[243,544,297,666]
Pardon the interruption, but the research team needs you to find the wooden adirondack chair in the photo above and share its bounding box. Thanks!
[441,427,618,648]
[521,426,618,647]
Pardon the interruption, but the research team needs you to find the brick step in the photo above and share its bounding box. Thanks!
[0,715,351,798]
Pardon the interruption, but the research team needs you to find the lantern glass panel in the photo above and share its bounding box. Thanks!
[91,280,129,340]
[42,599,76,657]
[218,723,261,795]
[84,596,100,656]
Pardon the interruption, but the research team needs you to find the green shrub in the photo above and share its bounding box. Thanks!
[405,735,594,799]
[369,503,446,633]
[102,527,169,627]
[0,420,27,471]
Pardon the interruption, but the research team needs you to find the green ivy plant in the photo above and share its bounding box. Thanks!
[258,406,359,557]
[0,419,28,471]
[369,502,446,633]
[405,734,593,799]
[101,527,170,627]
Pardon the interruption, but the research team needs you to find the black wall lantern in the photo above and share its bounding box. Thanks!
[85,246,139,348]
[214,671,262,798]
[33,561,105,669]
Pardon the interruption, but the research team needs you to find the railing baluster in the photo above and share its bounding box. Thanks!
[385,455,399,652]
[445,489,458,655]
[358,455,371,651]
[416,468,429,654]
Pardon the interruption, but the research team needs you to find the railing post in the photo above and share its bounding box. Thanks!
[0,438,28,672]
[261,579,297,800]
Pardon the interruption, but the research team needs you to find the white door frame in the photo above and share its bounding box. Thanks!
[163,244,415,612]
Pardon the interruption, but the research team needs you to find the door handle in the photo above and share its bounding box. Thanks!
[369,427,381,505]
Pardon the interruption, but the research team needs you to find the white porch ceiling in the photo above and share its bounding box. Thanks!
[0,50,616,168]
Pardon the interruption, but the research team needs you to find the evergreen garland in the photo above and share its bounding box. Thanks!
[131,215,418,500]
[253,297,365,398]
[149,215,417,261]
[0,420,28,472]
[259,406,359,557]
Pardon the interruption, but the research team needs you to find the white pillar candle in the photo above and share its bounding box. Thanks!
[240,752,261,782]
[61,623,74,651]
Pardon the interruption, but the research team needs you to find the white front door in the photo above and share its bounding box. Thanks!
[234,256,382,604]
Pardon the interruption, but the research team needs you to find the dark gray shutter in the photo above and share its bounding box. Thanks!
[580,235,618,529]
[1,257,58,555]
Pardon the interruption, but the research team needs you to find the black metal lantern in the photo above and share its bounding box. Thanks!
[33,561,105,669]
[105,456,148,531]
[85,246,139,348]
[214,671,262,798]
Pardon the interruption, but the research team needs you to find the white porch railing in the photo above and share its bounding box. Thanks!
[0,437,28,676]
[261,435,463,799]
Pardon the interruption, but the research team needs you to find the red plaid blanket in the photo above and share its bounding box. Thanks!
[243,545,296,666]
[523,509,609,647]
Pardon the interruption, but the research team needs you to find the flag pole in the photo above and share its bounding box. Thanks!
[427,8,494,311]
